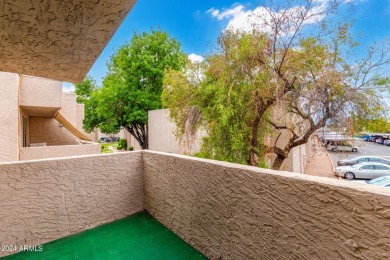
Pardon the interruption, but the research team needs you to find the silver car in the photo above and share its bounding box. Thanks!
[334,162,390,180]
[337,156,390,166]
[327,142,358,152]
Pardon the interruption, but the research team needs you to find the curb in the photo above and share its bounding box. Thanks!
[323,146,342,179]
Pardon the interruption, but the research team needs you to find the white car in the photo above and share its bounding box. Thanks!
[334,162,390,180]
[366,176,390,187]
[327,143,358,152]
[352,176,390,187]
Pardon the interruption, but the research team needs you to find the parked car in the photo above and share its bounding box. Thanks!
[370,136,379,142]
[111,137,120,142]
[384,139,390,146]
[335,162,390,180]
[337,156,390,166]
[99,137,112,143]
[363,136,371,142]
[366,176,390,187]
[353,176,390,187]
[327,141,358,152]
[376,138,384,144]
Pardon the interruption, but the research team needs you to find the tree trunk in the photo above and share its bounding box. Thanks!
[248,95,264,166]
[247,78,295,167]
[267,145,287,170]
[248,114,261,166]
[270,126,323,170]
[124,123,148,149]
[271,154,286,170]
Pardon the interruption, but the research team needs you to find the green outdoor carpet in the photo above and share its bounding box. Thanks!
[4,211,207,260]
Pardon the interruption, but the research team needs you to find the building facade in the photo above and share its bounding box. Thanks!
[0,72,100,163]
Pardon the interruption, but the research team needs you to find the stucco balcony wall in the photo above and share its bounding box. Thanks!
[0,151,389,258]
[0,72,19,162]
[0,152,143,257]
[143,151,390,260]
[19,76,62,117]
[20,143,101,161]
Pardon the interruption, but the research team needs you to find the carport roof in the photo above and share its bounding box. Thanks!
[0,0,136,83]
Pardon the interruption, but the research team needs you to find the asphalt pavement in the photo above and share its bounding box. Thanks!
[327,139,390,167]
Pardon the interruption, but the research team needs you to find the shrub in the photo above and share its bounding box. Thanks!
[101,145,113,153]
[128,146,134,151]
[117,144,122,150]
[118,138,127,150]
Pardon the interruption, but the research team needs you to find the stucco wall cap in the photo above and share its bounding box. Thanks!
[0,151,141,165]
[142,150,390,196]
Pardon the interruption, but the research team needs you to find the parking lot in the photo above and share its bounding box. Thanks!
[327,139,390,167]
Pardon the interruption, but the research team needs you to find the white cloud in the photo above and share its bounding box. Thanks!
[62,82,75,93]
[207,5,245,21]
[206,1,330,33]
[188,53,204,63]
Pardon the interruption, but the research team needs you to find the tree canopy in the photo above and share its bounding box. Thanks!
[75,76,97,104]
[162,0,390,169]
[80,29,186,148]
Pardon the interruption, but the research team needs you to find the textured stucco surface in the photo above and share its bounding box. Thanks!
[0,72,19,162]
[148,109,181,153]
[143,151,390,260]
[148,109,204,154]
[20,143,101,161]
[76,104,96,141]
[0,0,137,83]
[19,76,62,115]
[29,117,79,146]
[61,93,77,126]
[0,152,143,257]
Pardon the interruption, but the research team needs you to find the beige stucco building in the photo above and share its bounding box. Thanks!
[0,0,138,163]
[0,73,100,163]
[147,108,312,173]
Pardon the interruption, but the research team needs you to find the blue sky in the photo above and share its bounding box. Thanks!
[63,0,390,91]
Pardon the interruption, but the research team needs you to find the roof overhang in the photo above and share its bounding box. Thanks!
[0,0,136,83]
[21,106,60,117]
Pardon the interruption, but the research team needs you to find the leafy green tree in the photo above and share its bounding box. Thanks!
[82,89,100,132]
[75,76,97,104]
[352,116,390,134]
[163,30,287,166]
[162,61,204,151]
[83,30,186,148]
[163,0,340,167]
[164,55,261,164]
[163,1,390,169]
